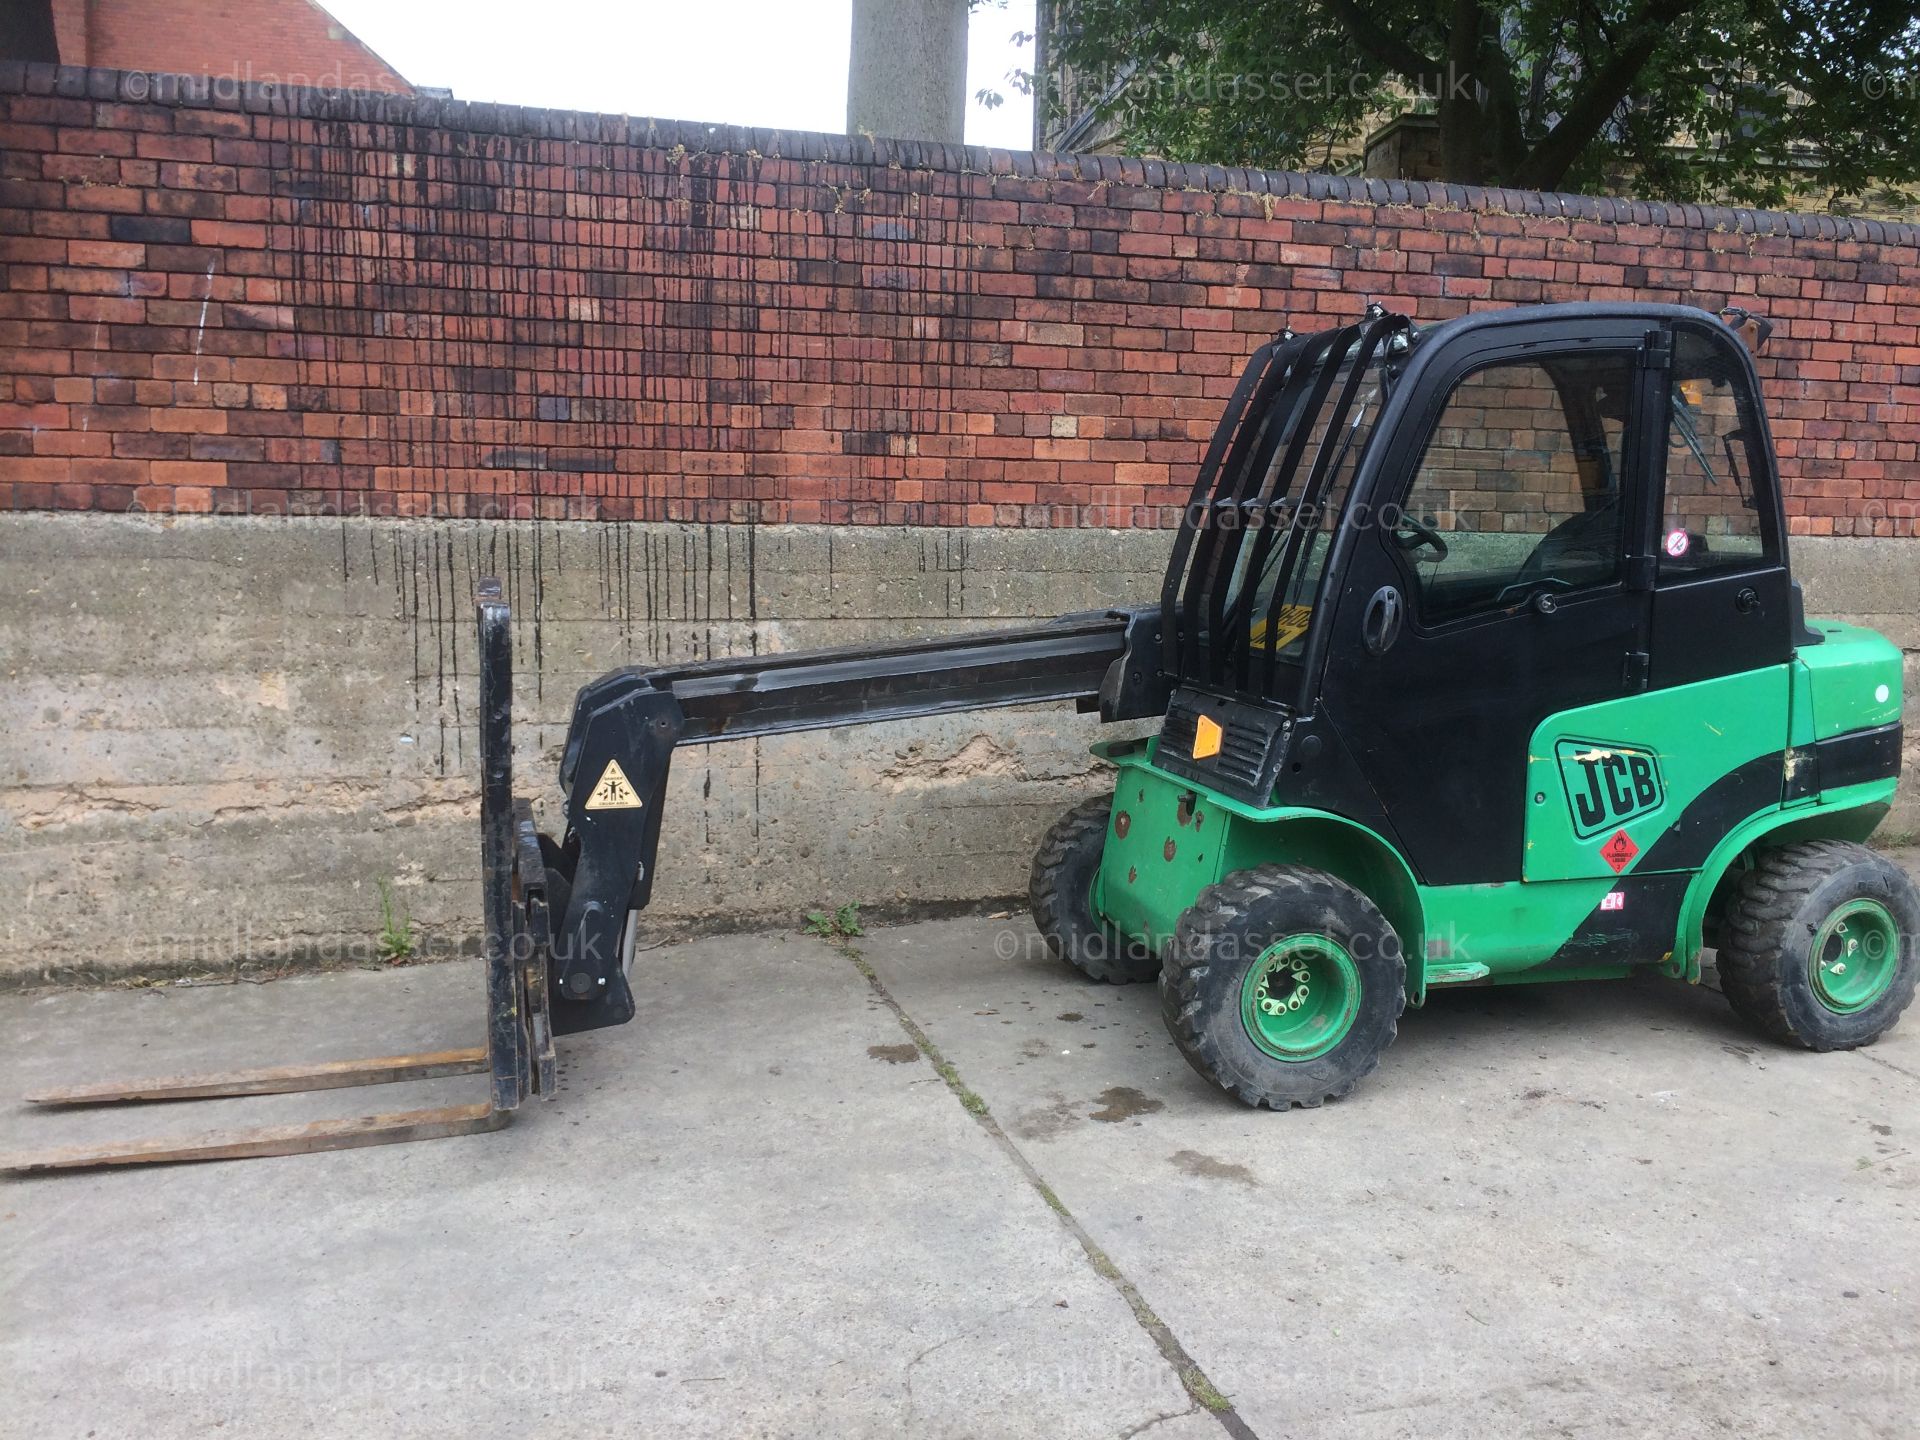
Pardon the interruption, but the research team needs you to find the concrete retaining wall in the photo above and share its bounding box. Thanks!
[0,511,1167,984]
[2,512,1912,986]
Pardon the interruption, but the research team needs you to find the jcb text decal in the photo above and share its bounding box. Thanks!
[1556,738,1664,840]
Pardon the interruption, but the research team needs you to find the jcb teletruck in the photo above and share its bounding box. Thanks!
[9,302,1911,1170]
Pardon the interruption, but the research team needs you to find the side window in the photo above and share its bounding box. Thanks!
[1659,331,1771,578]
[1395,353,1636,625]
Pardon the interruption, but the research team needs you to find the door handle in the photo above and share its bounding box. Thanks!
[1735,586,1760,615]
[1362,585,1403,656]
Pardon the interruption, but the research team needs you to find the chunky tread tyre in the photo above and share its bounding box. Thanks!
[1029,796,1158,984]
[1161,865,1404,1110]
[1718,840,1919,1050]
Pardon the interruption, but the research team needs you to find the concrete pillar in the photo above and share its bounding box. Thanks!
[847,0,967,143]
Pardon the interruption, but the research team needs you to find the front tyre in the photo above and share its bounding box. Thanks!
[1718,840,1919,1050]
[1162,866,1405,1109]
[1029,795,1158,984]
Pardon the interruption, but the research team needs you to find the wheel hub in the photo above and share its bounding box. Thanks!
[1809,899,1901,1014]
[1254,959,1311,1016]
[1239,936,1362,1061]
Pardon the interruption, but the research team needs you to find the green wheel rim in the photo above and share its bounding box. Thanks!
[1239,935,1361,1061]
[1808,899,1902,1014]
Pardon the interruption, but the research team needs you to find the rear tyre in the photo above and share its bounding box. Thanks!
[1718,840,1919,1050]
[1161,865,1404,1109]
[1029,795,1158,984]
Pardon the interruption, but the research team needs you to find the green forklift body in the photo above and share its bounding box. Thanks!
[1095,688,1899,1005]
[1087,301,1903,1009]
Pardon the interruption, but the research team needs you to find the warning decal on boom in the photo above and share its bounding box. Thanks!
[584,758,643,811]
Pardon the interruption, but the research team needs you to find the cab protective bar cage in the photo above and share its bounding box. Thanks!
[1158,312,1410,705]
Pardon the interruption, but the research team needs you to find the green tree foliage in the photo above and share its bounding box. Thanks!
[1043,0,1920,205]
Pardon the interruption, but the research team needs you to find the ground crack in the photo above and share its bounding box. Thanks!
[902,1301,1025,1431]
[1854,1048,1920,1084]
[1120,1402,1202,1438]
[808,931,1258,1440]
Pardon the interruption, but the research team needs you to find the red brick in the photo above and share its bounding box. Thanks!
[158,163,238,192]
[66,240,145,267]
[149,460,228,486]
[46,267,127,294]
[72,458,148,484]
[152,406,228,434]
[135,133,216,163]
[0,403,67,429]
[190,220,268,250]
[0,82,1912,533]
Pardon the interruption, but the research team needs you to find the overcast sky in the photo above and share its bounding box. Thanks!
[321,0,1037,147]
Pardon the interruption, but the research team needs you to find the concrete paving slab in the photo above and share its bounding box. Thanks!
[862,914,1920,1440]
[0,936,1198,1440]
[4,848,1916,1437]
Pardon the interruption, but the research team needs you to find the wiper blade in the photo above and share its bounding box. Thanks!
[1671,389,1720,485]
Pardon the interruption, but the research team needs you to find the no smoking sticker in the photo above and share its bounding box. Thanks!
[1663,528,1690,558]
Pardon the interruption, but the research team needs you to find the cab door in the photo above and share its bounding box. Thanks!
[1643,321,1793,689]
[1522,319,1793,883]
[1320,319,1659,887]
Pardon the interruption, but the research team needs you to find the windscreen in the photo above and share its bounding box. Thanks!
[1162,313,1407,700]
[1230,346,1393,664]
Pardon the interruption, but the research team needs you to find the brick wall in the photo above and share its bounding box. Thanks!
[1415,363,1605,534]
[2,63,1918,536]
[49,0,410,94]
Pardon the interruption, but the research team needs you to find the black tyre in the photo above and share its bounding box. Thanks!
[1718,840,1919,1050]
[1161,865,1405,1109]
[1029,795,1159,984]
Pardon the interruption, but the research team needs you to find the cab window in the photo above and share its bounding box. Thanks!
[1235,345,1394,661]
[1658,330,1771,579]
[1392,353,1637,625]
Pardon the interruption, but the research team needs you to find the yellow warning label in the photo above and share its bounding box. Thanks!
[584,757,643,811]
[1249,603,1312,651]
[1192,714,1223,760]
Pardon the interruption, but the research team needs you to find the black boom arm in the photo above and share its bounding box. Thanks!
[540,605,1169,1032]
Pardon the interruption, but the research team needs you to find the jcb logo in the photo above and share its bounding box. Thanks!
[1556,738,1664,839]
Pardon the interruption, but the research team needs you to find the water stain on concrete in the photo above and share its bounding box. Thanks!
[1011,1095,1082,1142]
[866,1043,920,1065]
[1170,1149,1258,1187]
[1089,1086,1164,1123]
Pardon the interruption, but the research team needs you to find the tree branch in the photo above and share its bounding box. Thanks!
[1510,0,1706,190]
[1322,0,1446,93]
[1438,0,1488,181]
[1478,30,1533,176]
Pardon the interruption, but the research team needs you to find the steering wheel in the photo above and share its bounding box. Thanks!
[1391,512,1449,560]
[1517,500,1616,583]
